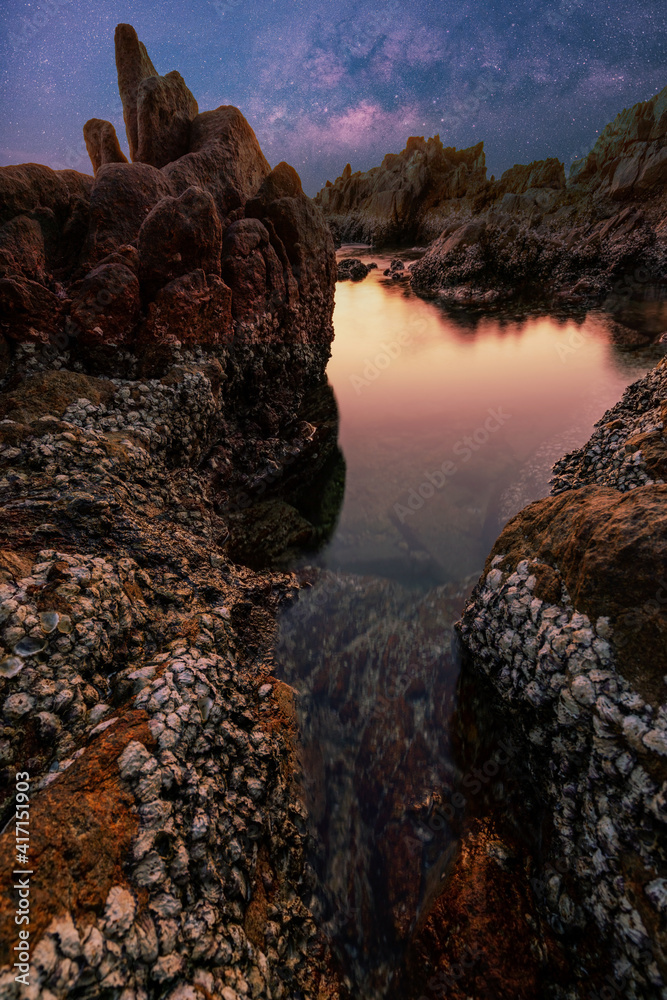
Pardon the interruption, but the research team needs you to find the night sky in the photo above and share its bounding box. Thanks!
[1,0,666,195]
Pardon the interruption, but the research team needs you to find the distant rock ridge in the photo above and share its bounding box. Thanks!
[315,87,667,326]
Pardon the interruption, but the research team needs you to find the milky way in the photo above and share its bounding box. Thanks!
[1,0,665,194]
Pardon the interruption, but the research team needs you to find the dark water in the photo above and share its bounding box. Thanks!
[273,246,666,996]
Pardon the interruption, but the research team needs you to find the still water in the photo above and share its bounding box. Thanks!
[274,247,665,996]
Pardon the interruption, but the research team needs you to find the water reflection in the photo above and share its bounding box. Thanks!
[273,247,665,997]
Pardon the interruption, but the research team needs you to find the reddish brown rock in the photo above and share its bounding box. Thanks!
[0,214,46,282]
[115,23,198,168]
[0,711,153,964]
[163,105,270,222]
[142,269,232,347]
[0,275,65,344]
[0,163,73,226]
[220,218,286,324]
[68,261,141,346]
[83,118,129,174]
[0,371,116,426]
[137,184,222,297]
[394,820,566,1000]
[484,483,667,706]
[247,162,336,339]
[84,161,173,265]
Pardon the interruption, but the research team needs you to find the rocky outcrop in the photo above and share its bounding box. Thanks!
[83,119,129,175]
[0,22,341,1000]
[570,85,667,199]
[314,136,487,245]
[0,35,334,371]
[457,358,667,998]
[316,87,667,324]
[115,23,199,168]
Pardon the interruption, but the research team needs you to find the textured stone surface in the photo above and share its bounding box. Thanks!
[83,118,128,174]
[458,357,667,998]
[138,185,222,297]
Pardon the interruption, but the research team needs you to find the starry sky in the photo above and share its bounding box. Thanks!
[1,0,666,195]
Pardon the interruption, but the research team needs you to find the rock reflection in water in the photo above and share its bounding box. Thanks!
[274,569,476,996]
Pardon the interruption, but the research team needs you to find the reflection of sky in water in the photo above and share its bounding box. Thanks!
[321,251,665,587]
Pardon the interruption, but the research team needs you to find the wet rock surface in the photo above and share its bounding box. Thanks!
[458,357,667,997]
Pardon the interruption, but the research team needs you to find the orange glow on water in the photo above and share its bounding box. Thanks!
[320,260,663,585]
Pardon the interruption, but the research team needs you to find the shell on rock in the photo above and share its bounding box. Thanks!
[0,656,24,678]
[39,611,60,634]
[13,636,47,657]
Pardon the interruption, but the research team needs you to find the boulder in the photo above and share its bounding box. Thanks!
[337,257,370,281]
[83,119,128,174]
[137,185,222,298]
[142,269,232,347]
[68,261,141,346]
[162,105,271,222]
[84,161,174,265]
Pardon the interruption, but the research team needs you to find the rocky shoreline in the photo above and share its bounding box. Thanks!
[457,357,667,998]
[1,18,667,1000]
[315,87,667,327]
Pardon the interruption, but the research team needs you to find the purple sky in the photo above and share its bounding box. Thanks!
[1,0,666,194]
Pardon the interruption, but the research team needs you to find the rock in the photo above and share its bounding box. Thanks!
[337,257,370,282]
[316,136,489,245]
[162,105,270,222]
[68,261,141,347]
[0,275,65,344]
[246,161,336,339]
[83,119,129,174]
[142,269,232,347]
[103,885,136,937]
[220,218,286,323]
[458,357,667,994]
[115,23,198,168]
[0,164,92,279]
[138,185,222,297]
[0,214,46,282]
[0,369,115,422]
[0,27,339,996]
[84,161,174,266]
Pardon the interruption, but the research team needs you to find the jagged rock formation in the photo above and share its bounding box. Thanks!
[0,24,342,1000]
[315,136,487,245]
[114,23,199,168]
[316,87,667,325]
[457,358,667,999]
